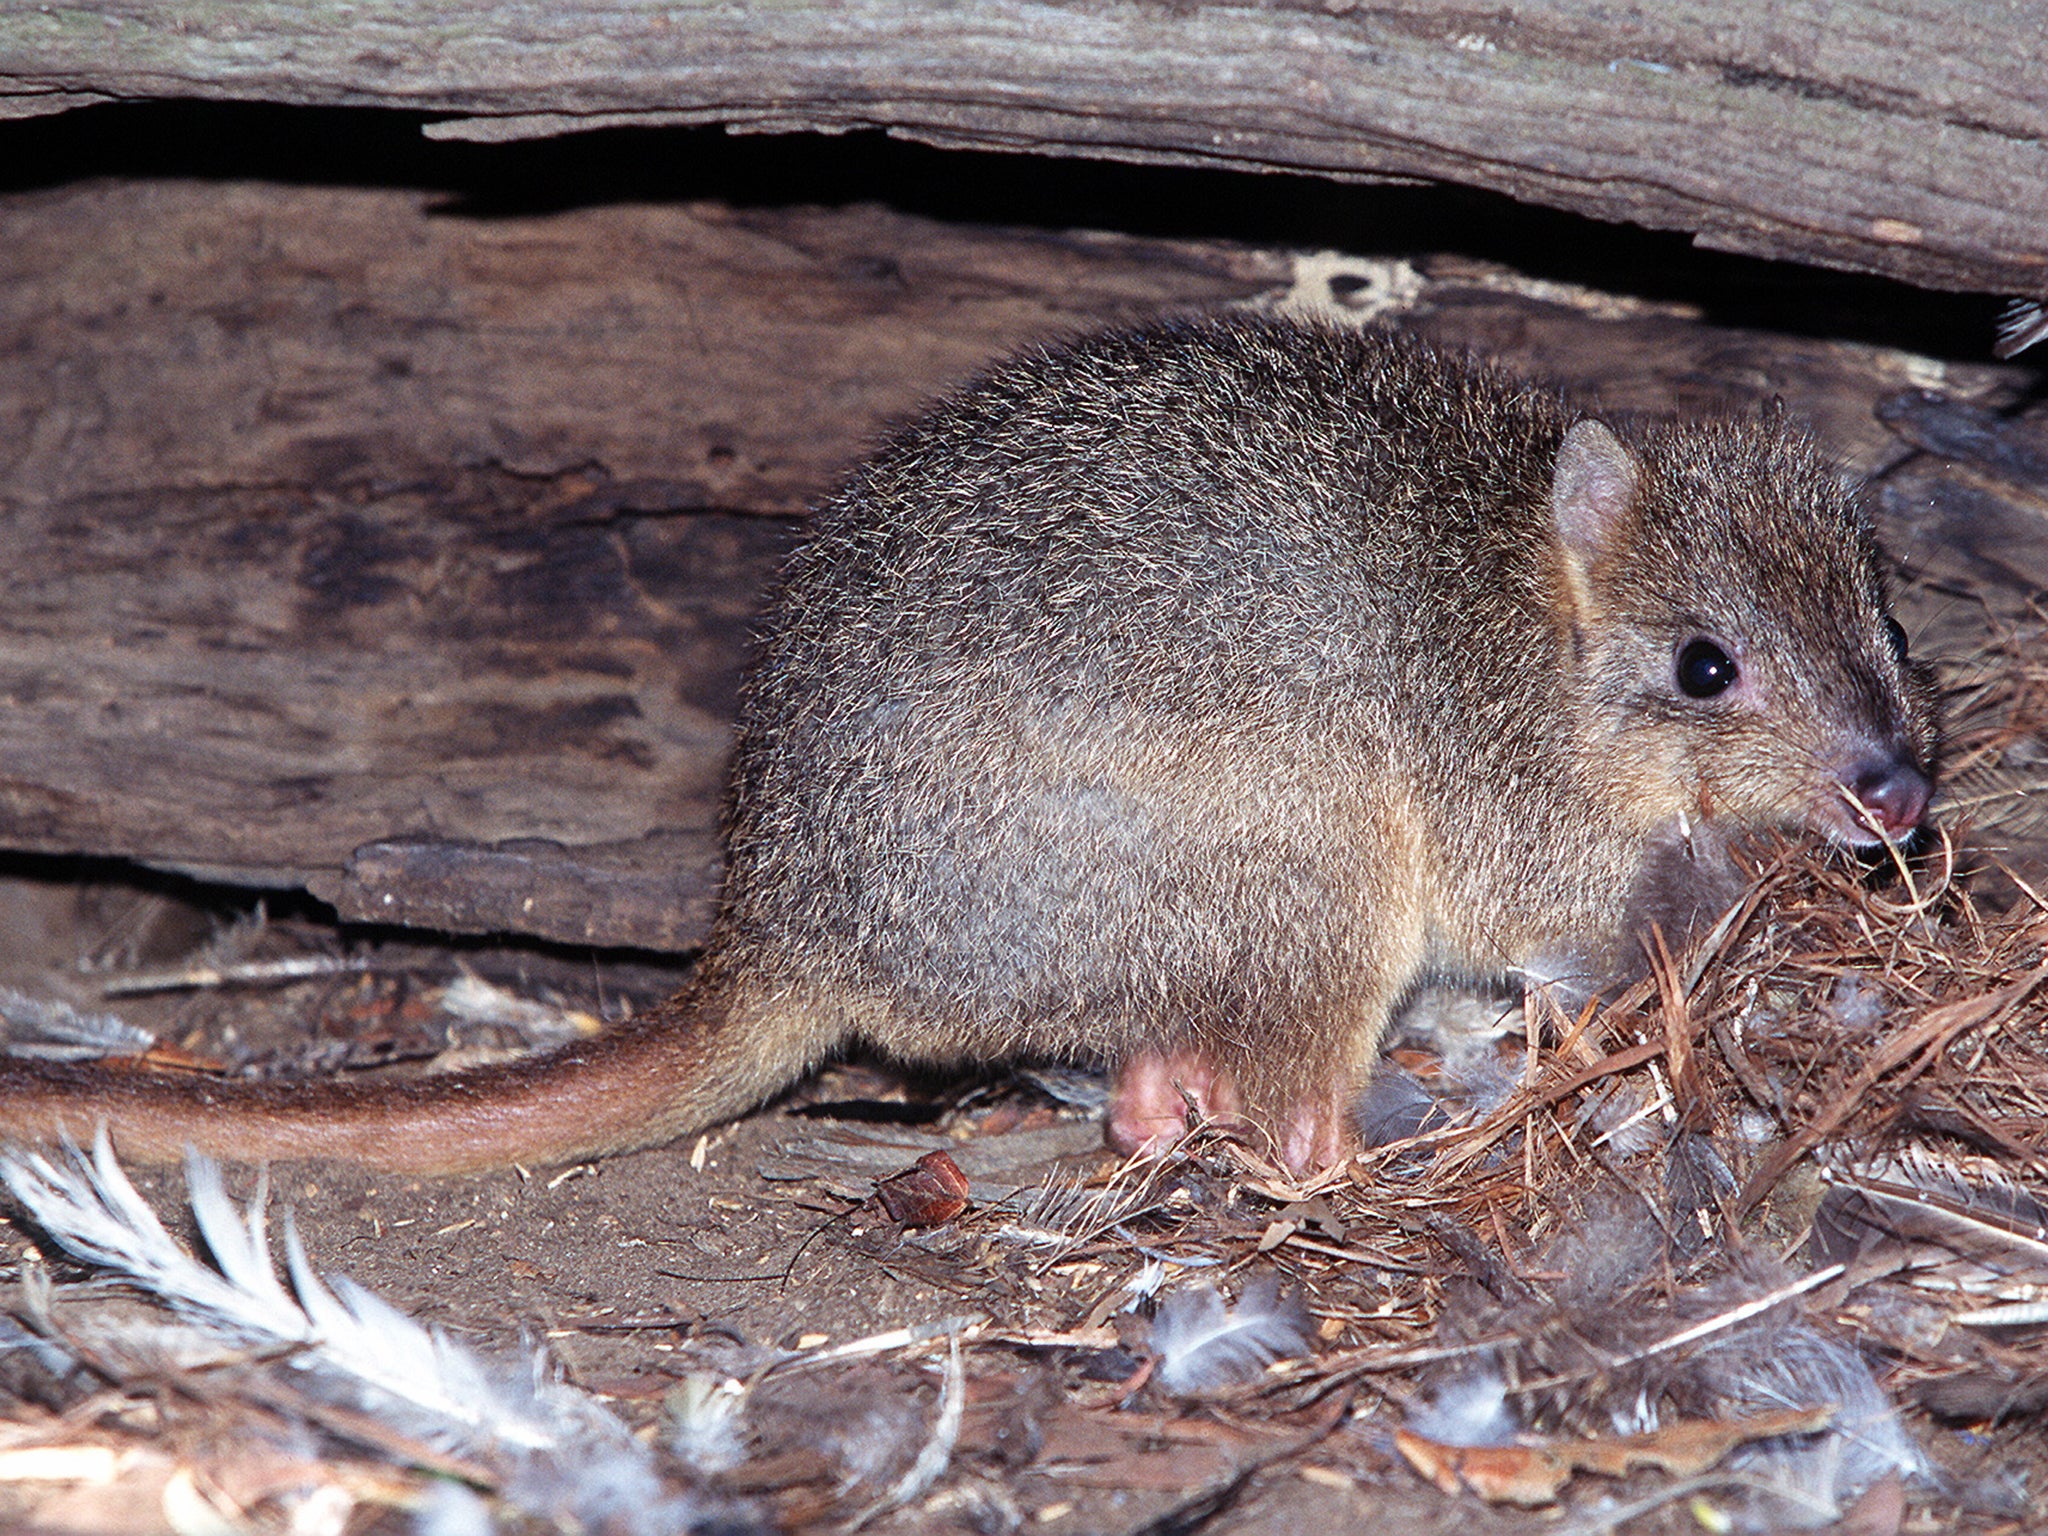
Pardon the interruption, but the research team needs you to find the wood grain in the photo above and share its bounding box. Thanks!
[0,181,2034,948]
[3,3,2044,299]
[0,184,1284,945]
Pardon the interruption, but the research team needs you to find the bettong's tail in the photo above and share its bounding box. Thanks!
[0,966,804,1173]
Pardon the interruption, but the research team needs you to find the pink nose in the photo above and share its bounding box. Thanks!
[1850,761,1931,840]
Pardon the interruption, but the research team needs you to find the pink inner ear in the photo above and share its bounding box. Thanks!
[1551,419,1641,566]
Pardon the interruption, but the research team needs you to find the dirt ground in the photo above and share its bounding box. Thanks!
[1,843,2045,1536]
[0,866,1498,1535]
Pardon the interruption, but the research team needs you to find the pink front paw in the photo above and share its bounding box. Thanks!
[1279,1090,1348,1176]
[1107,1048,1243,1155]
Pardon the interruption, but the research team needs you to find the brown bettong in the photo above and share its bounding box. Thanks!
[0,316,1938,1174]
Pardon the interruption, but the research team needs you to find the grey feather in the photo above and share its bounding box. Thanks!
[1994,298,2048,359]
[1149,1275,1314,1393]
[0,1133,735,1535]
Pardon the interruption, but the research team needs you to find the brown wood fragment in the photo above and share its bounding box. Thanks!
[874,1151,972,1229]
[1395,1404,1835,1506]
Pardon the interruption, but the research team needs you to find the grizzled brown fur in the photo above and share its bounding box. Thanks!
[0,316,1939,1173]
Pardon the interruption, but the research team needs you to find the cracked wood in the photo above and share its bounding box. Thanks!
[3,2,2045,299]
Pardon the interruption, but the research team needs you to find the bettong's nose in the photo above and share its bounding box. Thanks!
[1850,759,1932,842]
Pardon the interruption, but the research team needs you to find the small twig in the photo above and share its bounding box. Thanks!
[766,1314,986,1373]
[98,955,367,997]
[1506,1265,1847,1396]
[1609,1264,1844,1366]
[1276,1233,1428,1273]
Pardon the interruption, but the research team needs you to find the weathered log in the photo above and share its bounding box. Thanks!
[4,2,2044,302]
[0,182,1286,945]
[0,180,2033,948]
[0,181,1286,519]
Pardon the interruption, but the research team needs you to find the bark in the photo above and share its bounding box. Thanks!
[0,179,2032,948]
[4,3,2045,301]
[0,182,1284,946]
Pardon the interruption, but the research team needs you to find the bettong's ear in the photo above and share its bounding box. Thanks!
[1550,420,1641,611]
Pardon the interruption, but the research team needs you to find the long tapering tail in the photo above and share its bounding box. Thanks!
[0,967,817,1173]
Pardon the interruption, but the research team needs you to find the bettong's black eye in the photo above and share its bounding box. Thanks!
[1676,638,1738,699]
[1883,616,1910,664]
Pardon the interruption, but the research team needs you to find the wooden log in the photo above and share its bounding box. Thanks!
[0,180,2032,948]
[0,182,1286,946]
[0,182,1284,519]
[3,2,2044,302]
